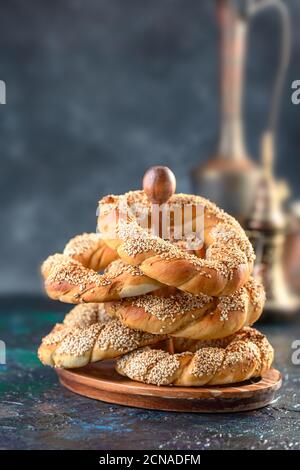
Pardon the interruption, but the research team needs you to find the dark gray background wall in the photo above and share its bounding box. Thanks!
[1,0,300,295]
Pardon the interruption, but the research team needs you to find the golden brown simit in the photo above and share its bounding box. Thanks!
[41,256,162,303]
[116,327,274,386]
[105,277,265,340]
[98,191,255,296]
[38,303,165,368]
[63,232,118,271]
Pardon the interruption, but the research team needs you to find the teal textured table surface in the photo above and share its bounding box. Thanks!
[0,305,300,450]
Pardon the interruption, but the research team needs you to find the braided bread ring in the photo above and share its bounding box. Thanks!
[116,327,274,386]
[98,191,255,296]
[38,303,165,368]
[63,231,204,273]
[63,232,118,271]
[41,255,162,303]
[41,232,204,304]
[105,278,265,340]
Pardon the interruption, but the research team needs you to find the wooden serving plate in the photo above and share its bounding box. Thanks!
[57,361,282,413]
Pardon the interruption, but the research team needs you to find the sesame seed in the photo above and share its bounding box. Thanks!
[117,327,273,386]
[63,303,110,328]
[41,303,162,359]
[131,291,213,321]
[56,323,103,356]
[63,233,101,257]
[117,348,180,386]
[191,347,225,377]
[45,254,113,288]
[105,259,144,278]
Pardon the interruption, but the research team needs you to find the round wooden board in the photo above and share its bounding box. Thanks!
[57,361,282,413]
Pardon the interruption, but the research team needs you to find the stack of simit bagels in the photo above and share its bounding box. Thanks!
[38,177,274,387]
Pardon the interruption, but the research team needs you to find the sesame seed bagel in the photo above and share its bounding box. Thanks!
[98,190,255,296]
[41,255,162,303]
[105,277,265,340]
[116,327,274,386]
[38,303,165,369]
[63,231,205,274]
[63,232,119,271]
[41,230,206,305]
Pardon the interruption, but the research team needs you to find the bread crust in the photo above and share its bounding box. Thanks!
[105,277,265,340]
[38,303,165,368]
[41,255,162,303]
[63,232,118,271]
[98,191,255,296]
[116,327,274,386]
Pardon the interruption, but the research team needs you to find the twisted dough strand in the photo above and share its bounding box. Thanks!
[38,303,165,368]
[62,231,205,275]
[98,191,255,296]
[41,255,162,303]
[116,327,274,386]
[63,232,118,271]
[105,277,265,340]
